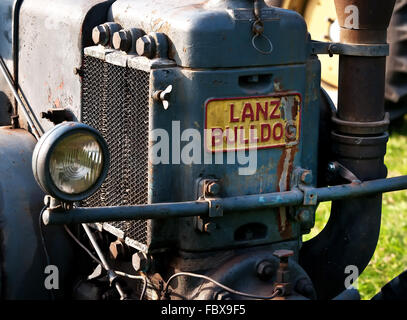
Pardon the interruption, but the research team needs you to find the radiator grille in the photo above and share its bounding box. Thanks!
[82,55,150,246]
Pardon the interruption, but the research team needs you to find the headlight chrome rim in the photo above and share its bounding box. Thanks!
[33,122,110,202]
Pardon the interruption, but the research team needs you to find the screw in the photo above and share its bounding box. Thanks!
[206,182,220,197]
[113,30,132,52]
[153,85,173,110]
[136,35,156,58]
[73,67,83,77]
[257,260,275,281]
[132,252,150,272]
[92,25,108,45]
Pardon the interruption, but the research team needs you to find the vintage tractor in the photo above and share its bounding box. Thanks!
[0,0,407,300]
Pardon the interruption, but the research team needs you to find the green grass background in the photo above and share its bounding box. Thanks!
[303,115,407,300]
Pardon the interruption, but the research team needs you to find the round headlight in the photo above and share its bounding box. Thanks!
[32,122,110,202]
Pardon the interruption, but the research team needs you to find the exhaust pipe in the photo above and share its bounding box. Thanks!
[300,0,396,299]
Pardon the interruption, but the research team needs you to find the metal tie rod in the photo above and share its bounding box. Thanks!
[82,224,127,300]
[43,176,407,225]
[0,55,42,139]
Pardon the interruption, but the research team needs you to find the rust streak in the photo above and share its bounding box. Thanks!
[276,145,298,239]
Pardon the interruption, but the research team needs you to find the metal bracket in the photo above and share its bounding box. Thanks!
[291,168,317,234]
[41,108,75,125]
[291,168,318,206]
[300,187,318,206]
[311,41,389,57]
[326,161,361,185]
[195,179,223,233]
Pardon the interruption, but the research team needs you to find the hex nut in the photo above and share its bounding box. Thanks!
[132,252,150,272]
[300,171,313,185]
[113,30,132,52]
[204,222,217,233]
[92,25,108,45]
[206,182,220,197]
[136,35,156,58]
[109,240,126,260]
[257,260,275,281]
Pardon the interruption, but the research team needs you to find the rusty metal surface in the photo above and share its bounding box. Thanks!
[17,0,113,132]
[338,56,386,122]
[334,0,395,124]
[334,0,396,44]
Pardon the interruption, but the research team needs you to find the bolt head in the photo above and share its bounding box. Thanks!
[136,36,156,58]
[132,252,150,272]
[109,241,125,260]
[301,170,313,185]
[206,182,220,196]
[257,260,275,281]
[113,30,131,52]
[204,222,217,233]
[92,25,108,45]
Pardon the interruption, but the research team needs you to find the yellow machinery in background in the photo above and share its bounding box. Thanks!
[279,1,339,89]
[275,0,407,120]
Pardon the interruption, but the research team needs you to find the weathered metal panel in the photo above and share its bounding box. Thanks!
[146,61,318,251]
[77,1,320,252]
[0,0,15,125]
[17,0,113,132]
[108,0,309,68]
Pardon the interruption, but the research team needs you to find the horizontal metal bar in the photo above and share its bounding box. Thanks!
[311,41,389,57]
[43,176,407,225]
[317,176,407,202]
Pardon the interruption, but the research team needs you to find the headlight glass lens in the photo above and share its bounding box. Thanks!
[49,133,104,194]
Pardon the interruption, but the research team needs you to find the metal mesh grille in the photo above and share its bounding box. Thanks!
[82,55,150,246]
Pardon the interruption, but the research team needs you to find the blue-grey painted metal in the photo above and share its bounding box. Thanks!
[109,0,309,69]
[79,0,322,252]
[44,176,407,225]
[16,0,113,132]
[0,127,74,299]
[140,3,320,251]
